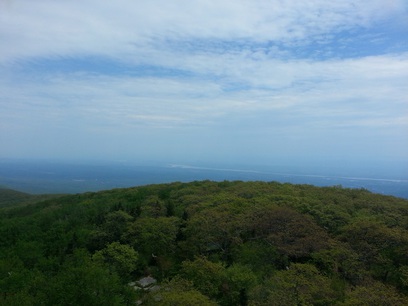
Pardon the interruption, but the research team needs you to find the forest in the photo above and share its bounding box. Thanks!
[1,180,408,305]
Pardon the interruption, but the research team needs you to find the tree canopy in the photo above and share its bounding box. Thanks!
[1,180,408,305]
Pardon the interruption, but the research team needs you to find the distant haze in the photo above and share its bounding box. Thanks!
[0,1,407,173]
[0,159,407,199]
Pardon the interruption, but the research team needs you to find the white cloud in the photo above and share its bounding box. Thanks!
[1,52,407,132]
[1,0,406,63]
[1,0,407,161]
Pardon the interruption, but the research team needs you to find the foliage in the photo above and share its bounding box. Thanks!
[92,242,139,279]
[0,187,62,208]
[180,256,226,299]
[249,263,339,305]
[1,180,408,305]
[341,280,408,306]
[146,277,217,306]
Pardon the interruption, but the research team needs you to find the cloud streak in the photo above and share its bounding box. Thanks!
[1,0,406,62]
[0,0,407,163]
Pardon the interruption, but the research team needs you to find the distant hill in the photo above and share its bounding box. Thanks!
[1,181,408,305]
[0,187,33,206]
[0,186,63,208]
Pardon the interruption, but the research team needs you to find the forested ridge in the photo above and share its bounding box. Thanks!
[1,180,408,305]
[0,187,61,208]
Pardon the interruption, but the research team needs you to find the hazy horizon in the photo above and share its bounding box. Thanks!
[1,158,407,199]
[1,1,407,173]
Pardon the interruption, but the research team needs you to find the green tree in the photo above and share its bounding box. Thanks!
[86,229,112,252]
[399,265,408,291]
[222,264,257,306]
[103,210,133,241]
[180,256,226,299]
[246,206,330,259]
[341,219,408,282]
[233,240,287,277]
[341,281,408,306]
[141,195,167,217]
[0,257,32,302]
[312,243,366,285]
[93,242,139,279]
[182,205,245,261]
[146,278,217,306]
[250,263,339,306]
[43,249,135,305]
[124,216,180,275]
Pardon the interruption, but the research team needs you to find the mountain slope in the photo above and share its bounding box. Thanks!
[0,187,34,207]
[1,181,408,305]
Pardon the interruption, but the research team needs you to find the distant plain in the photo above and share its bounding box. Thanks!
[1,159,407,199]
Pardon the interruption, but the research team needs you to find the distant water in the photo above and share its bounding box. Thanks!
[0,159,407,199]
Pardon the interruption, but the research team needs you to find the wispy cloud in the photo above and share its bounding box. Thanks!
[1,0,406,62]
[0,0,407,162]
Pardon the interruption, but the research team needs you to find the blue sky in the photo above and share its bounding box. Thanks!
[0,0,407,171]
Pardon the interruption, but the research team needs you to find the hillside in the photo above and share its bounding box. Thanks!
[1,181,408,305]
[0,187,33,206]
[0,187,63,208]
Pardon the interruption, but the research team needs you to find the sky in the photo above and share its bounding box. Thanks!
[1,0,408,172]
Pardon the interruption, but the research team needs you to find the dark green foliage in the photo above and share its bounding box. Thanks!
[0,188,34,207]
[145,277,217,305]
[1,181,408,305]
[245,206,330,259]
[0,187,62,208]
[250,263,340,305]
